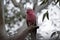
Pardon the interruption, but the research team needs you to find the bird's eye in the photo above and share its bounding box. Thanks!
[27,12,29,13]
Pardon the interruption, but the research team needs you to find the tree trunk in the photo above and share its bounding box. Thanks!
[0,0,8,40]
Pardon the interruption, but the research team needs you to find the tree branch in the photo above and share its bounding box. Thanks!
[33,0,37,11]
[35,0,54,12]
[11,0,26,17]
[11,0,19,7]
[14,26,39,40]
[0,0,8,40]
[37,2,48,12]
[59,1,60,6]
[26,0,30,2]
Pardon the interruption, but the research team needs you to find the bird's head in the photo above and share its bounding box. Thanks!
[26,9,34,15]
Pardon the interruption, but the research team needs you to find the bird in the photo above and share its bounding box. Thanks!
[26,8,36,27]
[26,8,37,40]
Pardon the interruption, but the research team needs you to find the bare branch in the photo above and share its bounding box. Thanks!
[0,0,8,40]
[59,1,60,6]
[26,0,30,2]
[33,0,37,10]
[37,2,48,12]
[19,3,26,16]
[11,0,26,16]
[11,0,19,7]
[48,0,54,4]
[36,0,54,12]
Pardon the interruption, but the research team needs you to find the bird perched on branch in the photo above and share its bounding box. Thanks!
[26,8,36,27]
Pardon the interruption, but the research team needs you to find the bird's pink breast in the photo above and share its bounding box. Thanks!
[26,10,36,25]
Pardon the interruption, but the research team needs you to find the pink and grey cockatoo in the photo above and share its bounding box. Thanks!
[26,9,36,26]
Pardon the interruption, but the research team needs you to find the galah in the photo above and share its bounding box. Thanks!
[26,9,36,27]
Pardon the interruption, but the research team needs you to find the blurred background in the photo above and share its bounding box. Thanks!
[3,0,60,40]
